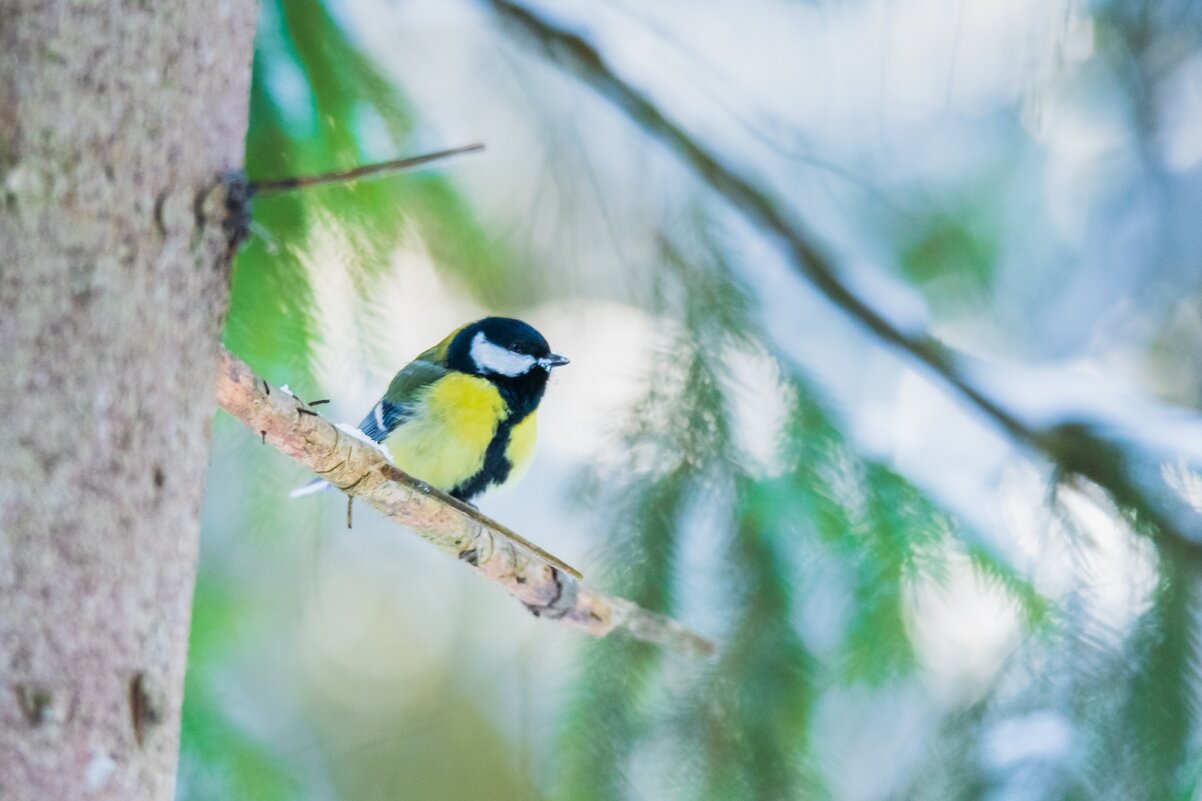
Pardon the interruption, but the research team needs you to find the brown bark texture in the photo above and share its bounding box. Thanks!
[215,348,715,657]
[0,2,257,799]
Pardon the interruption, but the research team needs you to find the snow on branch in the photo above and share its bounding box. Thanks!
[489,0,1202,563]
[214,347,714,657]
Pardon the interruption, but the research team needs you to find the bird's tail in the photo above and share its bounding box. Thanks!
[289,478,331,498]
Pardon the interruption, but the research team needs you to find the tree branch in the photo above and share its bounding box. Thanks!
[214,346,714,656]
[487,0,1202,563]
[247,143,485,196]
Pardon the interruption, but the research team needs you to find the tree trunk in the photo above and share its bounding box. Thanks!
[0,2,257,799]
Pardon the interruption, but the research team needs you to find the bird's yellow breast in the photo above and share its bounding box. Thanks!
[504,413,538,485]
[384,373,505,492]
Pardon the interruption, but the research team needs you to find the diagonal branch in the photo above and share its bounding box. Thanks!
[247,143,485,196]
[487,0,1202,563]
[214,346,714,656]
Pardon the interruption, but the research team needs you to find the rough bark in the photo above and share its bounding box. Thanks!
[215,348,715,657]
[0,2,257,799]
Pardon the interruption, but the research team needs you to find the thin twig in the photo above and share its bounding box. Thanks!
[248,143,485,196]
[214,347,713,656]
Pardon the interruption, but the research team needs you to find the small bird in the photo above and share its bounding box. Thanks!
[293,317,568,504]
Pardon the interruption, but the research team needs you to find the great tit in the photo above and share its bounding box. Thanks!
[293,317,569,503]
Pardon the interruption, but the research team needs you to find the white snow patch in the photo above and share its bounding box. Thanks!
[336,423,394,462]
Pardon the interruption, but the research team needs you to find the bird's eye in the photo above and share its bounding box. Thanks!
[512,344,528,355]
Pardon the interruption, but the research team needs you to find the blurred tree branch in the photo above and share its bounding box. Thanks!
[247,143,485,196]
[214,346,714,656]
[488,0,1202,564]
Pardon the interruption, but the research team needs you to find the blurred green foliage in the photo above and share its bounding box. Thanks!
[898,209,997,315]
[556,235,1043,801]
[186,1,1202,799]
[180,583,300,801]
[224,0,527,394]
[186,0,538,797]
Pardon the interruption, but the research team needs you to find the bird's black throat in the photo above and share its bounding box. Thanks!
[448,368,550,503]
[442,318,558,502]
[490,366,550,421]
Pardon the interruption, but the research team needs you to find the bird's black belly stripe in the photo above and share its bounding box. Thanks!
[450,409,530,502]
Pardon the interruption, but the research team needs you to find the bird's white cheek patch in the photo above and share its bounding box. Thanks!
[470,332,536,376]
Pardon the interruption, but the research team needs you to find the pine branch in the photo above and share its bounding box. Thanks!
[214,346,714,656]
[487,0,1202,564]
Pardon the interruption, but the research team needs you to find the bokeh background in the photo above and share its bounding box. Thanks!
[181,1,1202,799]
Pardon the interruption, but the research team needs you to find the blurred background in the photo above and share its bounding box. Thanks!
[181,0,1202,799]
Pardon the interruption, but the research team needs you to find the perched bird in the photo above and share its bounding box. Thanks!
[292,317,568,504]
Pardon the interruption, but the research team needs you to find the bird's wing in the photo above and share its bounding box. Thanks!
[357,357,447,443]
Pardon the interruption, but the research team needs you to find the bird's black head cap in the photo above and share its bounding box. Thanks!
[446,317,568,418]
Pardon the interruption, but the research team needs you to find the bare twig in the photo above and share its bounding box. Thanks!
[214,347,714,656]
[487,0,1202,563]
[248,143,485,196]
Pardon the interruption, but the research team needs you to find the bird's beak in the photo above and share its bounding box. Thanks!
[539,353,570,369]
